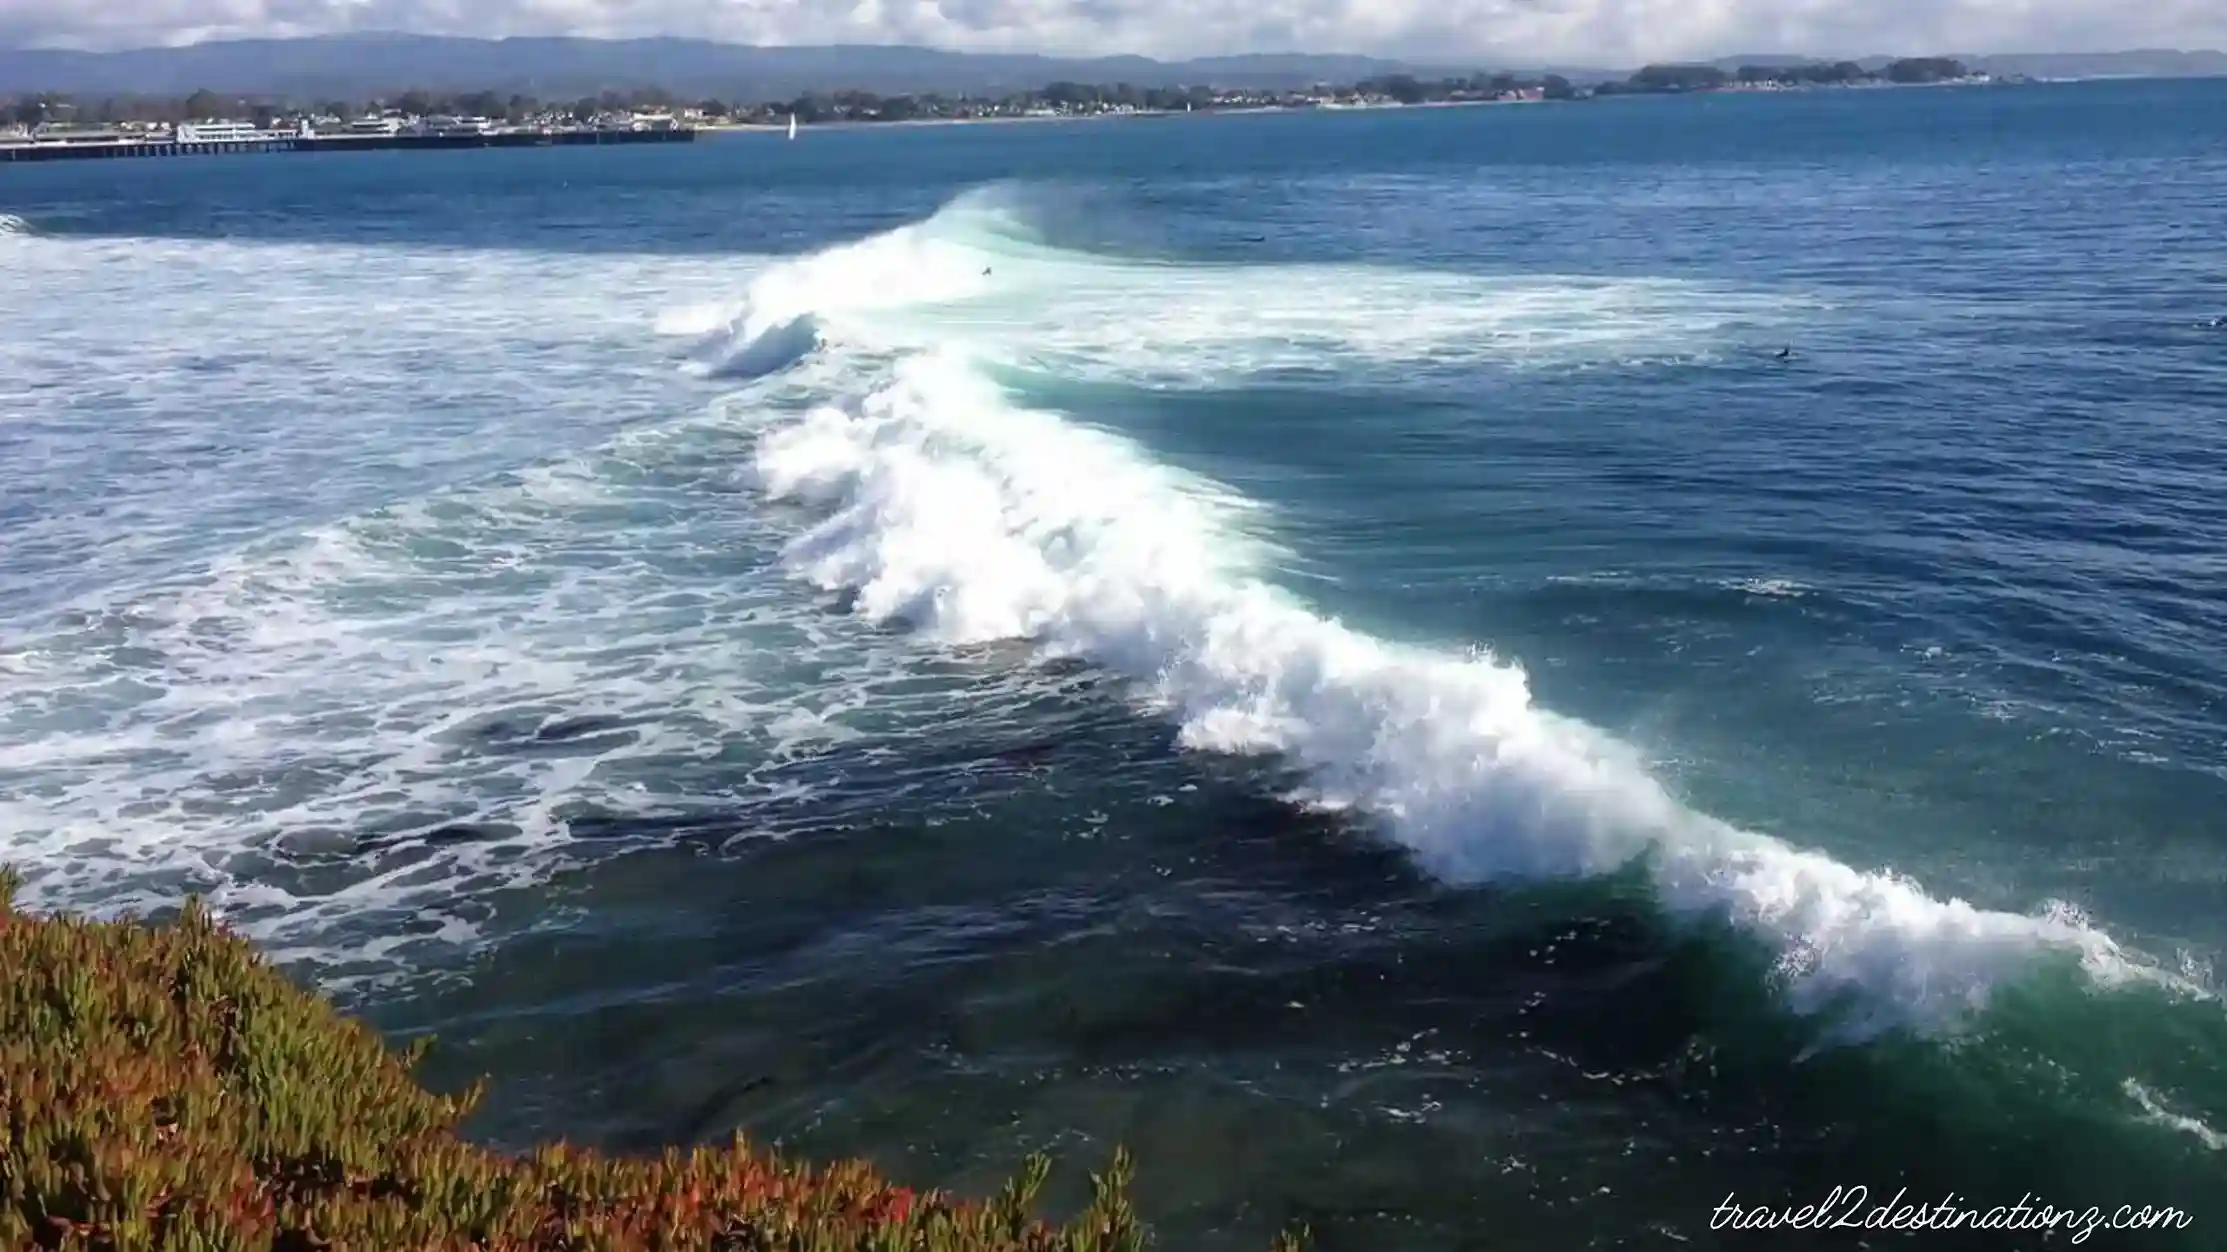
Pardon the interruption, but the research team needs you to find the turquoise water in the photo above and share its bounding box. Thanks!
[4,81,2226,1249]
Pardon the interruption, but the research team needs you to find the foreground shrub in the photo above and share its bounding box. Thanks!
[0,869,1306,1251]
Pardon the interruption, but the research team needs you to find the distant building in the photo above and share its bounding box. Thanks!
[411,115,499,137]
[174,121,263,143]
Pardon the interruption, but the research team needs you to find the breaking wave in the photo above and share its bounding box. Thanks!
[718,189,2192,1045]
[0,185,2207,1060]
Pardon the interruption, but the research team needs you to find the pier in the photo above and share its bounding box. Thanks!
[0,126,697,163]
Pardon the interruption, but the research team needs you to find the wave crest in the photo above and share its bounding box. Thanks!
[715,192,2191,1045]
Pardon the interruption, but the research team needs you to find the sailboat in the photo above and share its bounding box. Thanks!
[787,112,798,140]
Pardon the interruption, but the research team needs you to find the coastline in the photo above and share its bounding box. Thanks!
[0,73,2037,168]
[698,96,1555,135]
[692,79,2014,138]
[1,69,2033,163]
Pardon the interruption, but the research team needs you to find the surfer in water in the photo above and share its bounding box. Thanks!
[1773,345,1795,361]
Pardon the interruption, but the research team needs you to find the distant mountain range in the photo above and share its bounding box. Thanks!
[1,34,2223,100]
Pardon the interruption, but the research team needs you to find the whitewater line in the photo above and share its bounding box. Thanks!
[711,191,2190,1045]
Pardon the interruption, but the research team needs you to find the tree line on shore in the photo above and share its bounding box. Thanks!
[1601,56,1975,93]
[1,56,1979,130]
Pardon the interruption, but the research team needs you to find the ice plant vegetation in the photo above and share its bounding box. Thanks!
[0,869,1308,1251]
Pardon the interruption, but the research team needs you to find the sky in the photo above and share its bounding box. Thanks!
[1,0,2223,64]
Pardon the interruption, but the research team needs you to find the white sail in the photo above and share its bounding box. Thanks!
[787,113,798,139]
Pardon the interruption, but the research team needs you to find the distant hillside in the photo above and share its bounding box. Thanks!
[0,34,1495,99]
[2,35,2219,101]
[1705,48,2227,78]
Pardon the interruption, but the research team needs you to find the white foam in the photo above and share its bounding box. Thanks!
[729,202,2182,1043]
[2125,1079,2227,1151]
[1728,577,1809,599]
[654,301,742,337]
[0,193,2185,1032]
[0,231,967,978]
[693,187,1812,387]
[0,444,948,979]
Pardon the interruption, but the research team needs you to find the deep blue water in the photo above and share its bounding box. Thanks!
[5,80,2227,1250]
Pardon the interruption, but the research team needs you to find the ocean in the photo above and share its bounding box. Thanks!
[3,79,2225,1250]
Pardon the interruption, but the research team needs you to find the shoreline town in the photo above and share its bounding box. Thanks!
[1,57,2004,163]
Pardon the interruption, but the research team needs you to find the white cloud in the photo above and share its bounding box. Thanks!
[2,0,2222,63]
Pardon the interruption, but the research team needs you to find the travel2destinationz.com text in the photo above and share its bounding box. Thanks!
[1710,1187,2192,1243]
